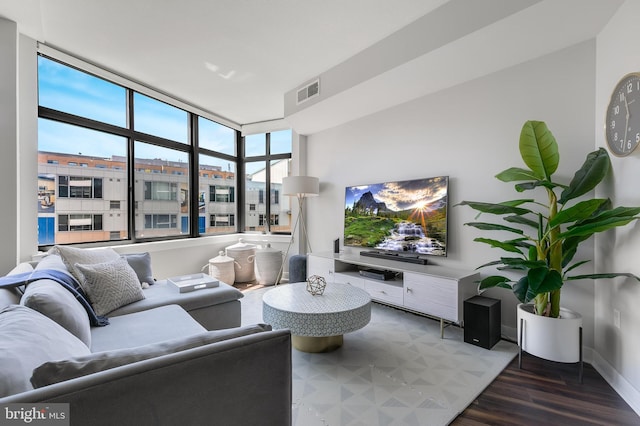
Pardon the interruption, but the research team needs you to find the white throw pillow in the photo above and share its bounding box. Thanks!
[75,257,145,316]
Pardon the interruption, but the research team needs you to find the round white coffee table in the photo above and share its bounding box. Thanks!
[262,282,371,352]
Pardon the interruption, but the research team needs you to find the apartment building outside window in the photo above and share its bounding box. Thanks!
[37,52,290,247]
[244,130,292,233]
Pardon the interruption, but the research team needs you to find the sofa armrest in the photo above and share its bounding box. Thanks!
[0,329,292,426]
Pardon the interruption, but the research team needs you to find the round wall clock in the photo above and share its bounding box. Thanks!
[605,72,640,156]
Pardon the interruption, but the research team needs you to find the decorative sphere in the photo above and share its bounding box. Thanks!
[306,275,327,296]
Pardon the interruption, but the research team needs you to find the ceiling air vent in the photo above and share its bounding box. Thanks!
[296,79,320,105]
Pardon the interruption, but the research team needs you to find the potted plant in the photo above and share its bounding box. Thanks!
[458,120,640,362]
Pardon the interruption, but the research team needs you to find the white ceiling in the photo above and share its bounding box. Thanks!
[0,0,625,134]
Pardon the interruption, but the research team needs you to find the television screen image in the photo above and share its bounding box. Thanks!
[344,176,448,257]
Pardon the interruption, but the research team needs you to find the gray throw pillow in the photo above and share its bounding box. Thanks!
[121,252,154,286]
[51,245,120,286]
[31,324,272,388]
[21,280,91,347]
[0,305,90,397]
[35,253,70,274]
[75,257,145,316]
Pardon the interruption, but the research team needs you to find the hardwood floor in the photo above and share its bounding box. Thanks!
[452,352,639,426]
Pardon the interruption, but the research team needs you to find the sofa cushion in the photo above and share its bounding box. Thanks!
[108,280,242,317]
[90,304,206,352]
[21,280,91,347]
[31,323,271,388]
[121,252,155,286]
[1,263,35,308]
[52,245,120,286]
[0,305,91,397]
[75,257,145,316]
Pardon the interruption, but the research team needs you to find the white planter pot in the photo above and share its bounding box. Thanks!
[517,303,582,363]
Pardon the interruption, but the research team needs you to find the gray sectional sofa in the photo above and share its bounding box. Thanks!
[0,249,292,426]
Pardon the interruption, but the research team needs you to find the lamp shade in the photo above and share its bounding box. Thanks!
[282,176,319,196]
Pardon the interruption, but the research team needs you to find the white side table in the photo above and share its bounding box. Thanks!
[262,282,371,352]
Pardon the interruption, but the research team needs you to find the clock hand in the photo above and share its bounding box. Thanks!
[623,93,630,153]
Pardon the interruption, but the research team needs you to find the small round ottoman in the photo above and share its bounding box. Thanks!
[288,255,307,283]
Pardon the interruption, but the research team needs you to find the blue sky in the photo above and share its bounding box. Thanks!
[37,56,290,164]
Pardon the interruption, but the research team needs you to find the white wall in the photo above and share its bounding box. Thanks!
[595,0,640,409]
[305,41,598,346]
[0,18,19,273]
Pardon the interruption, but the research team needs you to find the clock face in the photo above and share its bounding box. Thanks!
[605,73,640,156]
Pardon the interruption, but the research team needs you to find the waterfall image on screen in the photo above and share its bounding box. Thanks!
[344,176,448,256]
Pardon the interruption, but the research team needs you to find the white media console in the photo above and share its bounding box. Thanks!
[307,252,479,337]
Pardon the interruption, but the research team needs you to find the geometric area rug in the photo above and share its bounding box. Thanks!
[240,287,518,426]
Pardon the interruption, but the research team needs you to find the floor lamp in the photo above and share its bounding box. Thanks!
[277,175,319,284]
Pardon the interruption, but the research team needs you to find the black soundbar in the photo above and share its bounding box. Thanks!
[360,250,428,265]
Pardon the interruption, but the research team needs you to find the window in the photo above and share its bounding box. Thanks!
[210,214,235,227]
[249,204,256,211]
[210,185,235,203]
[58,176,103,199]
[134,93,188,143]
[144,214,177,229]
[58,214,103,231]
[144,182,178,201]
[243,132,292,233]
[37,53,290,247]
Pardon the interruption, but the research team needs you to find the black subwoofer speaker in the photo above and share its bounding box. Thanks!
[464,296,501,349]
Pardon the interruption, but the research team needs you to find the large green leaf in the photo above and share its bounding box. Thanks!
[578,206,640,225]
[478,275,514,290]
[495,167,539,182]
[566,272,640,281]
[549,199,609,228]
[514,180,564,193]
[559,148,610,204]
[473,237,525,254]
[456,200,532,216]
[499,257,546,269]
[527,267,563,294]
[560,216,638,239]
[504,214,539,229]
[464,222,525,235]
[519,121,559,180]
[513,276,531,303]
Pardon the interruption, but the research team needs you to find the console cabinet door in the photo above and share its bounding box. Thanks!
[364,279,403,306]
[403,272,458,322]
[334,272,365,290]
[306,255,334,282]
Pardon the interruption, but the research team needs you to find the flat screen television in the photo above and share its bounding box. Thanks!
[344,176,448,257]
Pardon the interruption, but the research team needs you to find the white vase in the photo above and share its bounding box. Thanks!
[517,303,582,363]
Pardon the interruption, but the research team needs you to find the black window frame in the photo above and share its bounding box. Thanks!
[36,53,291,250]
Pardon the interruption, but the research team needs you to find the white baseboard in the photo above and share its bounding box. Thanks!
[591,351,640,416]
[501,327,639,416]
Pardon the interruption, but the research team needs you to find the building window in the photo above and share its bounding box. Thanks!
[249,204,256,211]
[144,181,178,201]
[58,214,103,231]
[110,201,121,209]
[144,214,177,229]
[209,214,235,227]
[209,185,235,203]
[58,176,103,199]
